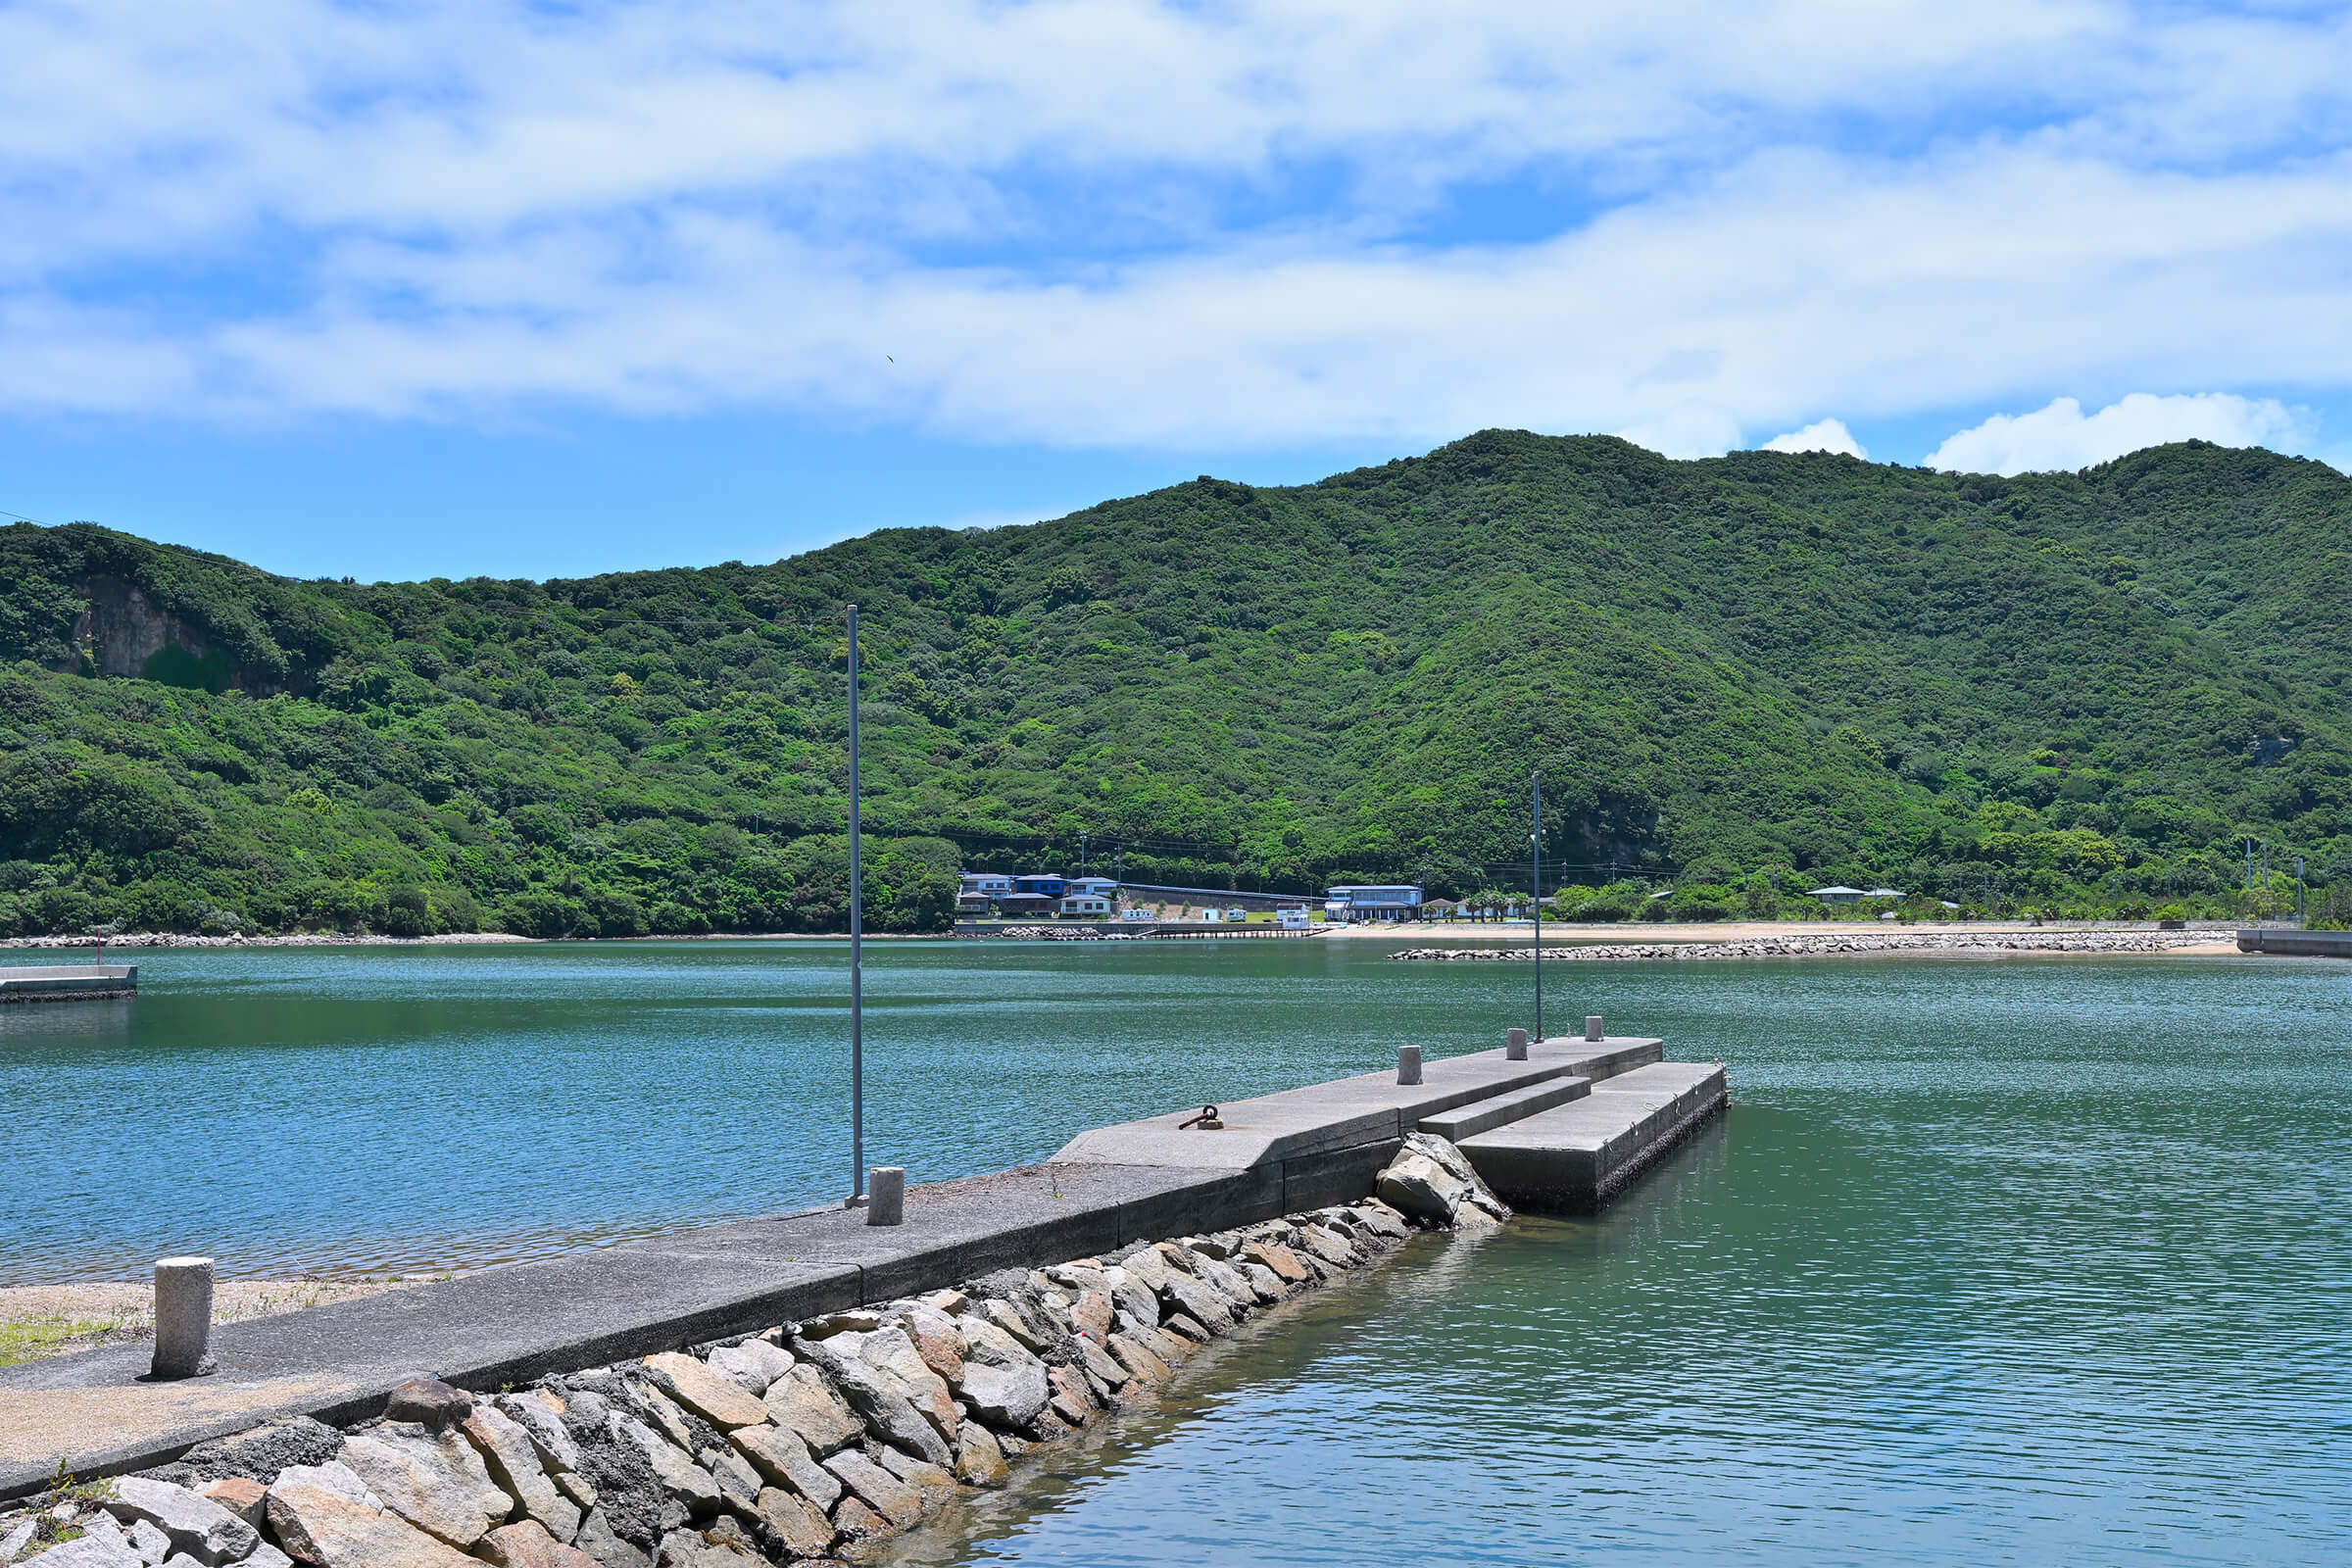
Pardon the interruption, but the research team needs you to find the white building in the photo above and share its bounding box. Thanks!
[1059,894,1113,917]
[1325,884,1425,922]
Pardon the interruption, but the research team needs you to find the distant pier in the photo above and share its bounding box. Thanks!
[0,963,137,1003]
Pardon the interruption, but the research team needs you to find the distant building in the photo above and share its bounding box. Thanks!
[960,872,1015,898]
[1059,894,1112,917]
[1276,906,1309,930]
[956,892,994,917]
[1067,876,1119,900]
[1808,886,1867,905]
[997,892,1059,917]
[1325,884,1424,922]
[1014,873,1070,901]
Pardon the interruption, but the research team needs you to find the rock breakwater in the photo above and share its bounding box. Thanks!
[1390,930,2221,962]
[0,1164,1488,1568]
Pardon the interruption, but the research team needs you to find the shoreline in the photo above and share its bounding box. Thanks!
[0,920,2265,953]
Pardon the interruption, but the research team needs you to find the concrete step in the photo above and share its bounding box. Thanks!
[1536,1037,1662,1083]
[1459,1060,1727,1213]
[1416,1075,1591,1142]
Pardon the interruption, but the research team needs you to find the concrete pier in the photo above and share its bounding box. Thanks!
[2237,928,2352,957]
[0,1029,1724,1500]
[0,963,136,1003]
[1460,1061,1728,1211]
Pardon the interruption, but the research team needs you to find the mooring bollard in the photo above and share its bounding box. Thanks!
[151,1256,217,1379]
[1505,1027,1529,1060]
[1396,1045,1423,1085]
[1585,1014,1603,1042]
[866,1166,905,1227]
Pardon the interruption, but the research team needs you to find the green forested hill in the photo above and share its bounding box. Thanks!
[3,432,2346,937]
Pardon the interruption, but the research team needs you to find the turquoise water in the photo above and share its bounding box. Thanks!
[7,943,2350,1562]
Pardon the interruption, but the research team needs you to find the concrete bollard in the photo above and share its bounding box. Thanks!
[1396,1045,1422,1085]
[1505,1027,1529,1060]
[151,1256,217,1379]
[866,1166,905,1227]
[1585,1014,1603,1042]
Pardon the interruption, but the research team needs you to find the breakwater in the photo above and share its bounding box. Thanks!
[1390,930,2223,961]
[0,1029,1717,1512]
[0,1159,1505,1567]
[0,964,137,1004]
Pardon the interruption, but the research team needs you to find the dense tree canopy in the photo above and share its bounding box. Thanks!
[2,432,2345,936]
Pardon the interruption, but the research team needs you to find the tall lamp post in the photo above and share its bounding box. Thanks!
[1532,769,1543,1043]
[847,605,864,1207]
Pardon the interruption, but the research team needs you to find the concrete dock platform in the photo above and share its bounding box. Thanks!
[0,963,136,1003]
[1460,1061,1729,1212]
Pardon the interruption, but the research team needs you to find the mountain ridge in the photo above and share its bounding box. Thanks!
[2,430,2345,936]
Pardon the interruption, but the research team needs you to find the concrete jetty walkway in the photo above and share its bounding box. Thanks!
[1,1032,1724,1500]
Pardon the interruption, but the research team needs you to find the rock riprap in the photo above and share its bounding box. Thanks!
[1390,929,2219,962]
[0,1188,1479,1567]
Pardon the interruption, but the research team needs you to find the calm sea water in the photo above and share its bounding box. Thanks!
[8,942,2349,1563]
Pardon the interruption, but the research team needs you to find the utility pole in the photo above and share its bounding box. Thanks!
[1532,769,1544,1043]
[846,605,864,1208]
[1080,831,1089,875]
[2298,854,2306,923]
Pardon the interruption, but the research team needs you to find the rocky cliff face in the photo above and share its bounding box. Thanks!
[68,575,257,693]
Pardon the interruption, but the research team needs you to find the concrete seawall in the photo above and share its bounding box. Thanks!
[2237,928,2352,957]
[0,963,137,1003]
[0,1031,1724,1501]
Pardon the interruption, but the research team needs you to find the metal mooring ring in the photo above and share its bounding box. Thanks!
[1178,1104,1224,1130]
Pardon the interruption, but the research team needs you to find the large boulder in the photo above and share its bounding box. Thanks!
[475,1519,600,1568]
[727,1425,841,1511]
[100,1476,260,1566]
[791,1333,952,1467]
[464,1404,571,1540]
[1376,1132,1512,1227]
[638,1354,769,1431]
[264,1482,481,1568]
[751,1488,834,1559]
[759,1365,862,1455]
[957,1357,1052,1428]
[818,1451,921,1531]
[336,1424,513,1547]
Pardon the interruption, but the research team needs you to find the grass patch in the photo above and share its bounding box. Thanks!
[0,1314,118,1368]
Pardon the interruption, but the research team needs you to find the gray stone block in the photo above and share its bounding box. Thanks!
[866,1167,905,1227]
[150,1258,215,1381]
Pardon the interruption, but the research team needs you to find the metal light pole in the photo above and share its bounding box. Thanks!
[1532,769,1543,1043]
[847,605,864,1206]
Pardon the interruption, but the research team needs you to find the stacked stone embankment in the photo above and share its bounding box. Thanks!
[0,1155,1503,1568]
[1390,930,2220,962]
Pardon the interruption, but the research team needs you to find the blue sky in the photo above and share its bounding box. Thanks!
[4,1,2350,581]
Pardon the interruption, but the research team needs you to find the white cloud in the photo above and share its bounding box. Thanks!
[0,3,2349,454]
[1925,393,2311,474]
[1760,418,1867,458]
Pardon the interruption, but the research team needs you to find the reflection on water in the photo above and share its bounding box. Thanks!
[8,944,2349,1561]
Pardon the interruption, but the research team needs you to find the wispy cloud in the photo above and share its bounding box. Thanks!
[1,3,2348,458]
